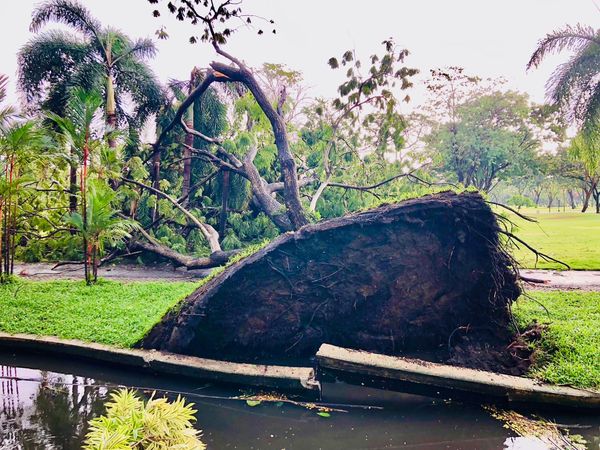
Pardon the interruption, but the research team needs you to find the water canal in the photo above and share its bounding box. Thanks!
[1,351,599,449]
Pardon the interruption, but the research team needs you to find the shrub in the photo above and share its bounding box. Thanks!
[84,389,206,449]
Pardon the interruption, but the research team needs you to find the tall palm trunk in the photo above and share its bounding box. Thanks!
[151,148,161,222]
[4,157,15,276]
[82,131,90,284]
[69,147,78,235]
[105,75,117,148]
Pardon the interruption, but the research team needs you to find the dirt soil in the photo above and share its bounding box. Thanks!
[140,191,527,375]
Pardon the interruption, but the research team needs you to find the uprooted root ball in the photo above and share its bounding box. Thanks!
[140,191,524,373]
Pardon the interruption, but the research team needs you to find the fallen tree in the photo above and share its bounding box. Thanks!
[140,191,528,373]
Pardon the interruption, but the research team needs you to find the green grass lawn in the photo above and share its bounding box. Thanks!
[513,291,600,390]
[0,279,198,347]
[502,208,600,270]
[1,278,598,390]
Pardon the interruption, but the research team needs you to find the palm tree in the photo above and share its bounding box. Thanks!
[19,0,164,149]
[0,121,48,279]
[48,88,103,282]
[67,179,138,283]
[527,24,600,131]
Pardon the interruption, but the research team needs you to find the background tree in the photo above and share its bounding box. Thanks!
[567,132,600,212]
[426,90,545,191]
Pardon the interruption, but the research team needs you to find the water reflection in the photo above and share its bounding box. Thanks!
[1,366,106,450]
[1,354,599,450]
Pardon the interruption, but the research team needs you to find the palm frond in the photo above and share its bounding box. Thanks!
[546,44,600,120]
[527,23,600,69]
[0,74,17,131]
[30,0,102,40]
[17,30,91,103]
[113,37,157,64]
[66,87,103,130]
[69,59,105,93]
[581,86,600,134]
[114,58,164,127]
[0,74,9,103]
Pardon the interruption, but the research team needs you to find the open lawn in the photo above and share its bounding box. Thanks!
[0,279,197,347]
[513,290,600,390]
[503,208,600,270]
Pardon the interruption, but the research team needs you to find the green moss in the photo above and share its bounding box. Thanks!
[513,291,600,390]
[0,278,198,347]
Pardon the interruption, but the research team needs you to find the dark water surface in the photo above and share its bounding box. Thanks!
[1,351,599,449]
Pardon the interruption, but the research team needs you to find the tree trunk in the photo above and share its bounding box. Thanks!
[151,146,161,222]
[82,133,90,284]
[181,118,194,204]
[581,187,592,213]
[105,75,117,149]
[567,190,576,209]
[131,226,237,269]
[211,62,309,230]
[69,158,78,214]
[219,170,230,239]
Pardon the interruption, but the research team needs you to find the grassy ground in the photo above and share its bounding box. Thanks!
[503,208,600,270]
[0,279,197,347]
[513,291,600,390]
[1,278,598,390]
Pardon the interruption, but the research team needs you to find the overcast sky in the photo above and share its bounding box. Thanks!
[1,0,599,112]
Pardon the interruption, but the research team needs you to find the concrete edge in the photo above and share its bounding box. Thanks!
[0,332,320,393]
[316,343,600,409]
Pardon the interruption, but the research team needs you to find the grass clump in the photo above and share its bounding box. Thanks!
[513,290,600,390]
[0,278,198,347]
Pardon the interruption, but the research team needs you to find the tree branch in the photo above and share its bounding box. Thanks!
[122,177,221,253]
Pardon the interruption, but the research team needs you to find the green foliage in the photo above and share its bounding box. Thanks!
[67,179,139,255]
[0,278,198,346]
[84,389,205,449]
[568,131,600,193]
[514,291,600,389]
[426,90,544,192]
[507,194,535,210]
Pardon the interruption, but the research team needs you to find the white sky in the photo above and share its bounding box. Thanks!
[1,0,599,113]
